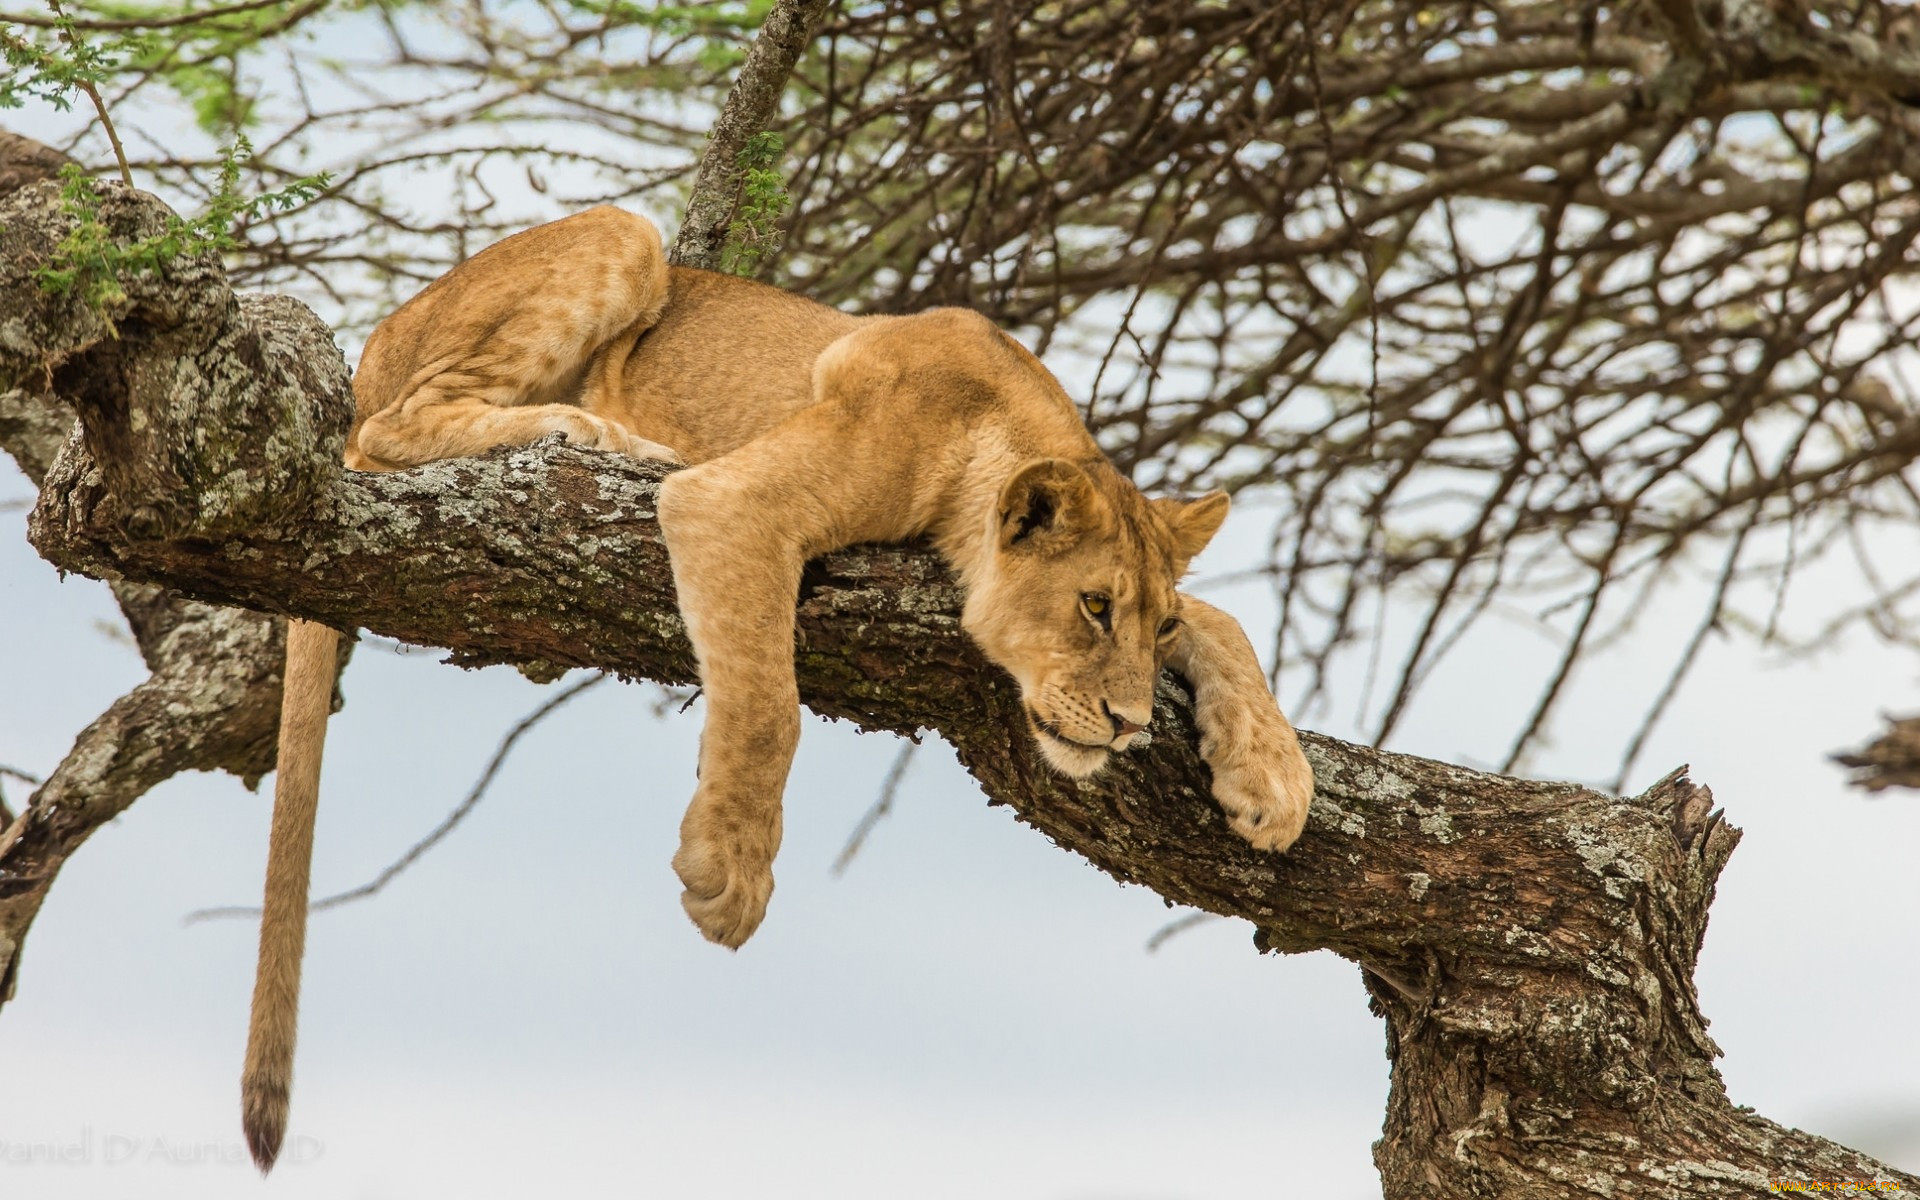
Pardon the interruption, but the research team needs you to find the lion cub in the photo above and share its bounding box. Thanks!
[242,206,1314,1171]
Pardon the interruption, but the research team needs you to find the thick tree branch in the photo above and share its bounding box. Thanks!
[0,386,299,1007]
[0,582,289,1003]
[4,180,1914,1195]
[0,142,313,1005]
[668,0,834,270]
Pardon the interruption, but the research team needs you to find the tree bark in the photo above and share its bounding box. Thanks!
[1835,714,1920,793]
[0,138,315,1006]
[2,178,1913,1197]
[668,0,835,271]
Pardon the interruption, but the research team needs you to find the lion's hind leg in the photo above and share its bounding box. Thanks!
[354,360,681,468]
[348,206,679,470]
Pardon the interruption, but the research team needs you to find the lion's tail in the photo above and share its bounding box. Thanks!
[243,618,338,1174]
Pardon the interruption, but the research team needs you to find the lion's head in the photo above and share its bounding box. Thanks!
[961,457,1228,778]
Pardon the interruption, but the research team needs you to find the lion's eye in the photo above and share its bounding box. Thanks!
[1158,617,1181,639]
[1081,592,1112,629]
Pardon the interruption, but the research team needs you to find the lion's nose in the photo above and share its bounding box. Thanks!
[1104,701,1149,739]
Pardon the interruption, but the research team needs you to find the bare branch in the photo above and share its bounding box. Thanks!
[1834,714,1920,792]
[831,738,918,876]
[187,672,608,922]
[3,0,300,29]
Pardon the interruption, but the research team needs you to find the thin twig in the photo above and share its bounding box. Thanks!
[45,0,133,186]
[830,739,918,877]
[1145,911,1217,953]
[185,672,607,923]
[7,0,298,29]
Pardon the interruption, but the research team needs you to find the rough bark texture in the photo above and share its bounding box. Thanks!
[0,393,302,1004]
[0,144,341,1006]
[0,130,69,198]
[3,178,1915,1197]
[0,569,289,1003]
[667,0,835,270]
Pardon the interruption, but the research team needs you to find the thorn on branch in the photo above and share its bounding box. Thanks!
[1,762,43,820]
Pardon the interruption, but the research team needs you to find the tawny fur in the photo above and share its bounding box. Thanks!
[246,205,1315,1169]
[243,616,336,1172]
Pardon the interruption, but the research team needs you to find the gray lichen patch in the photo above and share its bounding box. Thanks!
[890,583,966,618]
[1370,765,1417,803]
[1413,801,1458,844]
[1583,956,1634,988]
[624,607,687,640]
[1560,817,1651,892]
[1312,793,1367,838]
[1503,924,1551,958]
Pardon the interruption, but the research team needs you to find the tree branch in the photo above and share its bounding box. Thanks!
[1834,714,1920,792]
[668,0,834,270]
[0,140,311,1006]
[1719,0,1920,103]
[4,177,1914,1195]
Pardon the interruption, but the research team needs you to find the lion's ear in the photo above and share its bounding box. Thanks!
[1154,491,1229,572]
[997,458,1104,552]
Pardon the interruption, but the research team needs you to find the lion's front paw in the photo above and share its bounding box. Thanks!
[1202,710,1314,853]
[671,831,774,948]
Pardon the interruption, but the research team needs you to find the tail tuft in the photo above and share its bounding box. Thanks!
[242,1073,288,1173]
